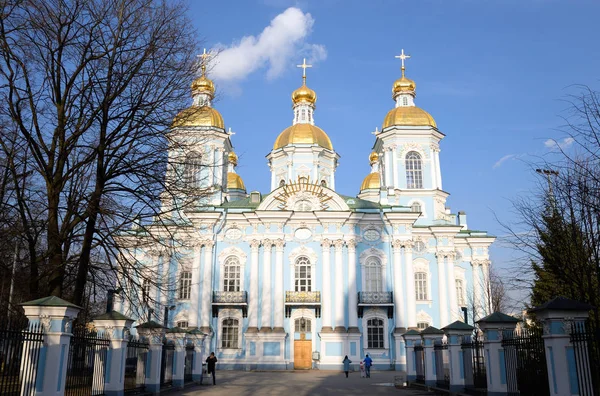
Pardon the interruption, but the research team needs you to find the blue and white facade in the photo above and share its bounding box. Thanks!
[117,55,495,371]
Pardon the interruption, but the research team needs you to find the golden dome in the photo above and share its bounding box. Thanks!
[172,106,224,129]
[360,172,381,191]
[228,151,238,166]
[227,172,246,190]
[382,106,436,129]
[392,75,416,97]
[191,75,215,97]
[369,151,379,163]
[292,82,317,105]
[273,124,333,150]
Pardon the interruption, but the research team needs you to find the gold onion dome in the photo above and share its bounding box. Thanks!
[392,75,416,96]
[361,173,381,190]
[227,172,246,190]
[382,106,436,129]
[292,81,317,105]
[273,124,333,150]
[172,106,224,129]
[191,75,215,97]
[228,151,238,166]
[369,151,379,163]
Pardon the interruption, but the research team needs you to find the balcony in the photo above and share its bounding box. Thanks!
[357,291,394,318]
[284,291,321,318]
[212,291,247,317]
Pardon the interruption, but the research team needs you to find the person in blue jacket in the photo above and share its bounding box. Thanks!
[363,354,373,378]
[342,355,352,378]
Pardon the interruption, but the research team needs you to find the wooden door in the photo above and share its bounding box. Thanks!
[294,340,312,369]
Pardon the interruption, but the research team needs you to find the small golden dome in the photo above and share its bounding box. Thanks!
[273,124,333,150]
[369,152,379,163]
[227,172,246,191]
[172,106,224,129]
[292,82,317,105]
[228,151,238,166]
[360,172,381,191]
[382,106,436,129]
[191,75,215,97]
[392,75,416,97]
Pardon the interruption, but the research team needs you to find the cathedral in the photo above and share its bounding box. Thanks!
[118,50,495,371]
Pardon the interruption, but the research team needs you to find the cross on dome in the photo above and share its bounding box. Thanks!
[196,48,212,76]
[297,58,312,83]
[394,49,411,76]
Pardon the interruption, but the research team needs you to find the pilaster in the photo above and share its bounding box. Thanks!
[333,239,345,332]
[346,239,359,332]
[274,239,285,332]
[248,239,260,332]
[321,239,333,332]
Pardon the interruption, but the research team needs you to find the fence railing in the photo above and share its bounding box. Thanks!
[65,326,110,396]
[0,319,43,396]
[461,333,487,396]
[184,345,194,383]
[357,291,393,304]
[570,320,600,396]
[502,327,549,396]
[414,344,425,384]
[160,342,175,388]
[124,336,149,394]
[434,341,449,389]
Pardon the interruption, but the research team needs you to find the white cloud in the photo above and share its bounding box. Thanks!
[211,7,326,83]
[493,154,516,169]
[544,137,574,150]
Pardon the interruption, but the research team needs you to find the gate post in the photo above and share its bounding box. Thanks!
[529,297,593,396]
[20,296,81,396]
[187,328,206,382]
[93,311,135,396]
[421,326,444,387]
[442,320,474,393]
[165,327,188,389]
[135,320,165,395]
[402,330,422,382]
[476,312,518,396]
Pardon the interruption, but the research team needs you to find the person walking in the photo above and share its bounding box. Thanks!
[206,352,218,385]
[363,354,373,378]
[359,361,366,378]
[342,355,352,378]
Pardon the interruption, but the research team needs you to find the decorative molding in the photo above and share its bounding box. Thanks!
[288,245,318,264]
[346,239,357,250]
[40,315,51,332]
[392,239,404,250]
[333,239,345,251]
[249,239,261,251]
[359,247,388,267]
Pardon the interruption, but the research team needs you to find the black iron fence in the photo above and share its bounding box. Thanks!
[461,332,487,396]
[414,344,425,384]
[184,345,194,383]
[0,319,43,396]
[502,327,549,396]
[434,341,449,389]
[65,326,110,396]
[124,336,149,394]
[570,320,600,396]
[160,341,175,388]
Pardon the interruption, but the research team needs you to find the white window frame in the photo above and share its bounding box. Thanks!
[408,199,427,217]
[364,256,383,292]
[413,259,432,303]
[362,309,389,352]
[178,270,192,300]
[416,310,433,330]
[223,256,241,292]
[288,246,317,291]
[294,255,313,292]
[359,248,388,291]
[184,151,203,188]
[218,247,247,292]
[405,151,423,189]
[218,309,243,351]
[454,266,467,308]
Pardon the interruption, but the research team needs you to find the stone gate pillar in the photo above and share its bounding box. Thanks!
[166,327,188,389]
[442,320,474,393]
[135,321,165,395]
[402,329,422,382]
[187,328,206,382]
[420,326,444,387]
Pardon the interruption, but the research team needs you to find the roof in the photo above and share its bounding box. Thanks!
[442,320,475,331]
[20,296,81,309]
[529,296,594,313]
[403,329,421,336]
[135,320,165,329]
[420,326,444,335]
[476,312,519,324]
[94,311,135,321]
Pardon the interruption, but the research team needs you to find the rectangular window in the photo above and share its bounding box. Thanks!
[178,271,192,300]
[415,272,428,301]
[221,318,239,349]
[223,263,240,292]
[177,321,188,328]
[367,318,384,349]
[142,279,151,303]
[417,322,429,330]
[295,263,311,292]
[456,279,465,306]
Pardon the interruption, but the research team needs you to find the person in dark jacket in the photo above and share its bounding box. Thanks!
[206,352,218,385]
[342,355,352,378]
[363,354,373,378]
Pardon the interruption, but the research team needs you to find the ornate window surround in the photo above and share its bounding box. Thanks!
[454,266,467,307]
[362,308,389,351]
[288,246,317,290]
[416,310,433,329]
[359,247,388,291]
[408,199,427,218]
[217,308,243,352]
[218,247,247,291]
[413,258,432,304]
[176,258,193,301]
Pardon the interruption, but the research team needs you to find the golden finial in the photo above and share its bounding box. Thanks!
[197,48,212,76]
[394,49,411,77]
[296,58,312,85]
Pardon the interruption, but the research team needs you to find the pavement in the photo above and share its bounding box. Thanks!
[171,371,436,396]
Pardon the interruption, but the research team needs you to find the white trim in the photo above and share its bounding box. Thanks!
[454,266,467,307]
[359,247,388,291]
[408,199,427,218]
[362,308,389,352]
[218,247,247,292]
[217,308,243,352]
[416,310,432,329]
[290,308,316,365]
[413,258,432,303]
[288,246,317,291]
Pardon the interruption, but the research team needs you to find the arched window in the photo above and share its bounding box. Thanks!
[301,109,307,121]
[223,256,241,292]
[142,279,151,304]
[221,318,239,348]
[294,317,311,333]
[402,96,408,106]
[411,202,422,213]
[185,152,203,188]
[367,318,384,348]
[405,151,423,189]
[456,279,465,306]
[279,179,286,187]
[415,272,428,301]
[320,180,327,187]
[178,271,192,300]
[365,257,383,292]
[295,256,312,292]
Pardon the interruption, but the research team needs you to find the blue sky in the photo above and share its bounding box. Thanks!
[187,0,600,297]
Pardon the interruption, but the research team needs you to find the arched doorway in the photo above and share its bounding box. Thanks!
[293,316,312,369]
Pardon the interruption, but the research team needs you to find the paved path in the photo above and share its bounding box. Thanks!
[172,371,433,396]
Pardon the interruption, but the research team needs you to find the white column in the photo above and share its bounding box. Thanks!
[384,148,392,187]
[209,145,215,186]
[200,241,214,330]
[189,245,202,327]
[435,149,442,189]
[437,253,448,327]
[261,240,272,330]
[248,240,260,331]
[430,149,437,189]
[392,145,399,188]
[392,240,405,329]
[274,239,285,331]
[404,241,416,328]
[287,159,293,181]
[472,261,483,321]
[446,253,457,325]
[333,240,345,330]
[482,259,491,315]
[312,158,318,182]
[347,240,358,330]
[321,239,333,331]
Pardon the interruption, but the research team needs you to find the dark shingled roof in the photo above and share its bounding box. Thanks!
[420,326,444,335]
[165,327,188,334]
[476,312,519,324]
[442,320,475,331]
[20,296,81,309]
[403,329,421,336]
[135,320,165,329]
[94,311,135,321]
[529,296,594,313]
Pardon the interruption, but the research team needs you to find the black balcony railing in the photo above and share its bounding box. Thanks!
[358,291,393,304]
[212,291,248,318]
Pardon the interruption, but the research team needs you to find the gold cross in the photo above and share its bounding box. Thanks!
[296,58,312,83]
[394,49,411,76]
[197,48,211,76]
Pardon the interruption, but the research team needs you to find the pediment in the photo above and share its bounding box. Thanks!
[257,178,350,211]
